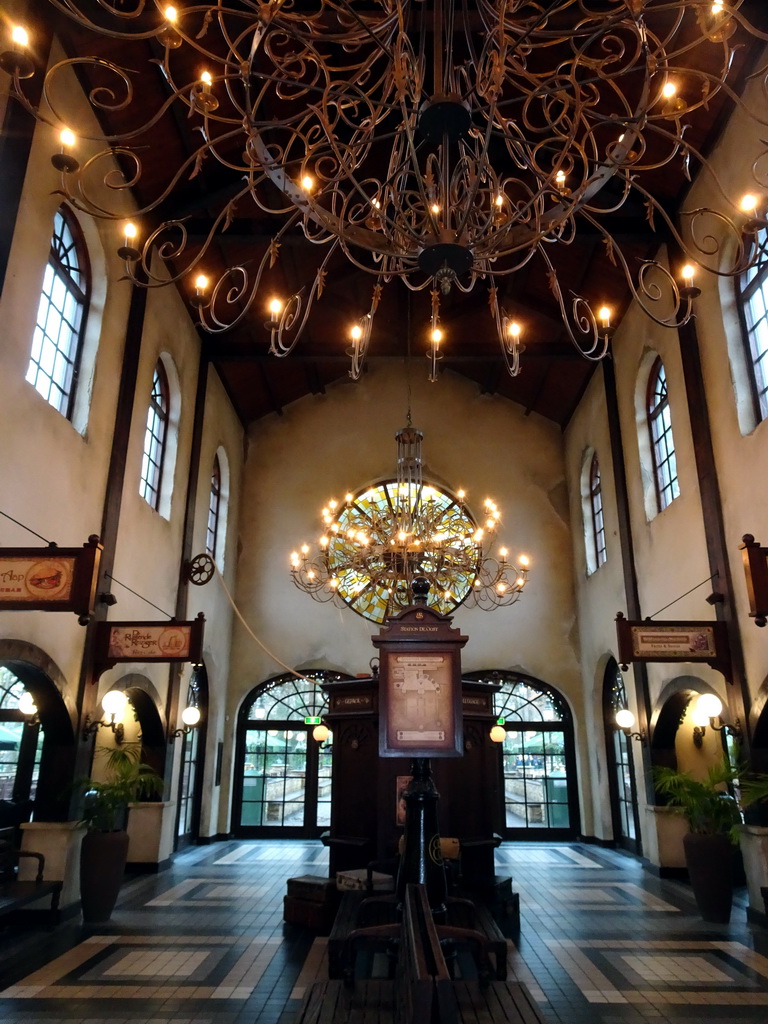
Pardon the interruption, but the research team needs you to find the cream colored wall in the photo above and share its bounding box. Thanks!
[226,364,586,834]
[0,46,244,839]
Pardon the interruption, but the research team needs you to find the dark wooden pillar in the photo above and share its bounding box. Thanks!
[67,280,149,814]
[669,242,751,756]
[602,351,654,813]
[166,349,208,823]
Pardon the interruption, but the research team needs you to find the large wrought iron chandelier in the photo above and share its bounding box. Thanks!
[3,2,768,378]
[289,422,530,623]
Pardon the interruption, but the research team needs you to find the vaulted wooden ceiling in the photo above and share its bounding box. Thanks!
[45,1,768,428]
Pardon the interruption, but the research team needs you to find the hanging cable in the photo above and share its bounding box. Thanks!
[0,509,55,546]
[646,572,719,620]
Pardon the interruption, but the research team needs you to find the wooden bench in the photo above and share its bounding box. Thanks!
[302,884,546,1024]
[0,836,63,926]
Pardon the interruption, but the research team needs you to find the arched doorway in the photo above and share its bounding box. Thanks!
[233,670,351,838]
[602,660,641,853]
[177,664,208,846]
[465,670,580,840]
[0,651,75,822]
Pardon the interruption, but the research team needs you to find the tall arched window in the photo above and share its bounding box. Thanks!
[234,670,351,837]
[603,661,640,853]
[0,667,43,811]
[465,670,579,838]
[140,361,170,509]
[588,452,606,570]
[26,207,90,417]
[647,357,679,511]
[206,454,222,560]
[738,228,768,423]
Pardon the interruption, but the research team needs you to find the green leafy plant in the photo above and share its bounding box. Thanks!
[653,756,768,843]
[77,744,163,832]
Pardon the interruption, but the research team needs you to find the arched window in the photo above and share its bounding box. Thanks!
[140,361,170,509]
[588,452,606,570]
[738,228,768,423]
[234,670,351,837]
[26,207,90,417]
[603,661,639,852]
[206,454,222,560]
[0,667,43,809]
[647,357,679,511]
[465,670,579,838]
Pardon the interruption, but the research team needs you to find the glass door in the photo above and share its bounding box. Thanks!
[501,726,571,830]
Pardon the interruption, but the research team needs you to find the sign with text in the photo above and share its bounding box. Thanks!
[0,538,101,620]
[374,603,467,757]
[95,613,204,672]
[615,612,731,680]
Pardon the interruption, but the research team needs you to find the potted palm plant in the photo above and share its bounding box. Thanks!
[653,757,768,923]
[78,744,163,923]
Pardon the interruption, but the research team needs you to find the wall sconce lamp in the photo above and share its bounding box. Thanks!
[312,724,330,743]
[691,693,742,748]
[490,717,507,743]
[18,691,39,726]
[83,689,128,743]
[171,705,201,739]
[614,708,646,742]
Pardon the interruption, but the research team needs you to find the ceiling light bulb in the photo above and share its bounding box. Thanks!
[495,194,504,207]
[431,328,442,344]
[301,543,309,554]
[681,264,695,282]
[124,222,137,240]
[269,298,282,315]
[200,71,212,86]
[60,128,75,149]
[350,324,362,341]
[457,489,465,500]
[12,26,29,47]
[598,306,611,328]
[555,170,566,183]
[662,82,677,99]
[741,193,758,213]
[508,321,521,338]
[164,6,178,22]
[519,554,530,566]
[195,273,209,291]
[301,175,314,191]
[499,547,508,559]
[711,2,724,13]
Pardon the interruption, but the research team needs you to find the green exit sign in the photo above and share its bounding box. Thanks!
[305,716,322,725]
[496,717,506,725]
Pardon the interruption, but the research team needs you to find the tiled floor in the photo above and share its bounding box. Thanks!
[1,839,768,1022]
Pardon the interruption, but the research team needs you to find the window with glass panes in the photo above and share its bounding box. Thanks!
[647,358,680,511]
[739,229,768,421]
[206,455,221,559]
[26,208,89,417]
[139,362,170,509]
[606,664,637,844]
[589,453,606,569]
[237,671,349,835]
[0,667,43,806]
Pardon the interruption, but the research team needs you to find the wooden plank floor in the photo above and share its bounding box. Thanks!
[0,839,766,1023]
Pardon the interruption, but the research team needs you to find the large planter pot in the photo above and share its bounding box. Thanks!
[80,829,130,923]
[739,824,768,919]
[683,832,733,923]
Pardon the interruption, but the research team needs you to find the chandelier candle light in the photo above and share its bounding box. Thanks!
[290,423,529,623]
[3,2,768,380]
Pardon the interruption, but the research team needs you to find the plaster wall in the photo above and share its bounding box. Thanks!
[227,364,588,835]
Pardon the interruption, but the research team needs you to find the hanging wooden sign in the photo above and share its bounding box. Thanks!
[739,534,768,627]
[0,535,101,622]
[373,602,467,758]
[615,611,731,680]
[95,612,205,673]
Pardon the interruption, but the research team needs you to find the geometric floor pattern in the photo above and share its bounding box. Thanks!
[1,838,767,1023]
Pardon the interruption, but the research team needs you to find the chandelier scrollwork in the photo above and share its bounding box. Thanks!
[289,423,530,624]
[3,1,768,378]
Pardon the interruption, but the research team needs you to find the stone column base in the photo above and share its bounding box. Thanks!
[127,800,177,870]
[19,820,86,909]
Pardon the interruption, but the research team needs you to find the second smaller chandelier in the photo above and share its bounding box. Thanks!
[290,424,529,624]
